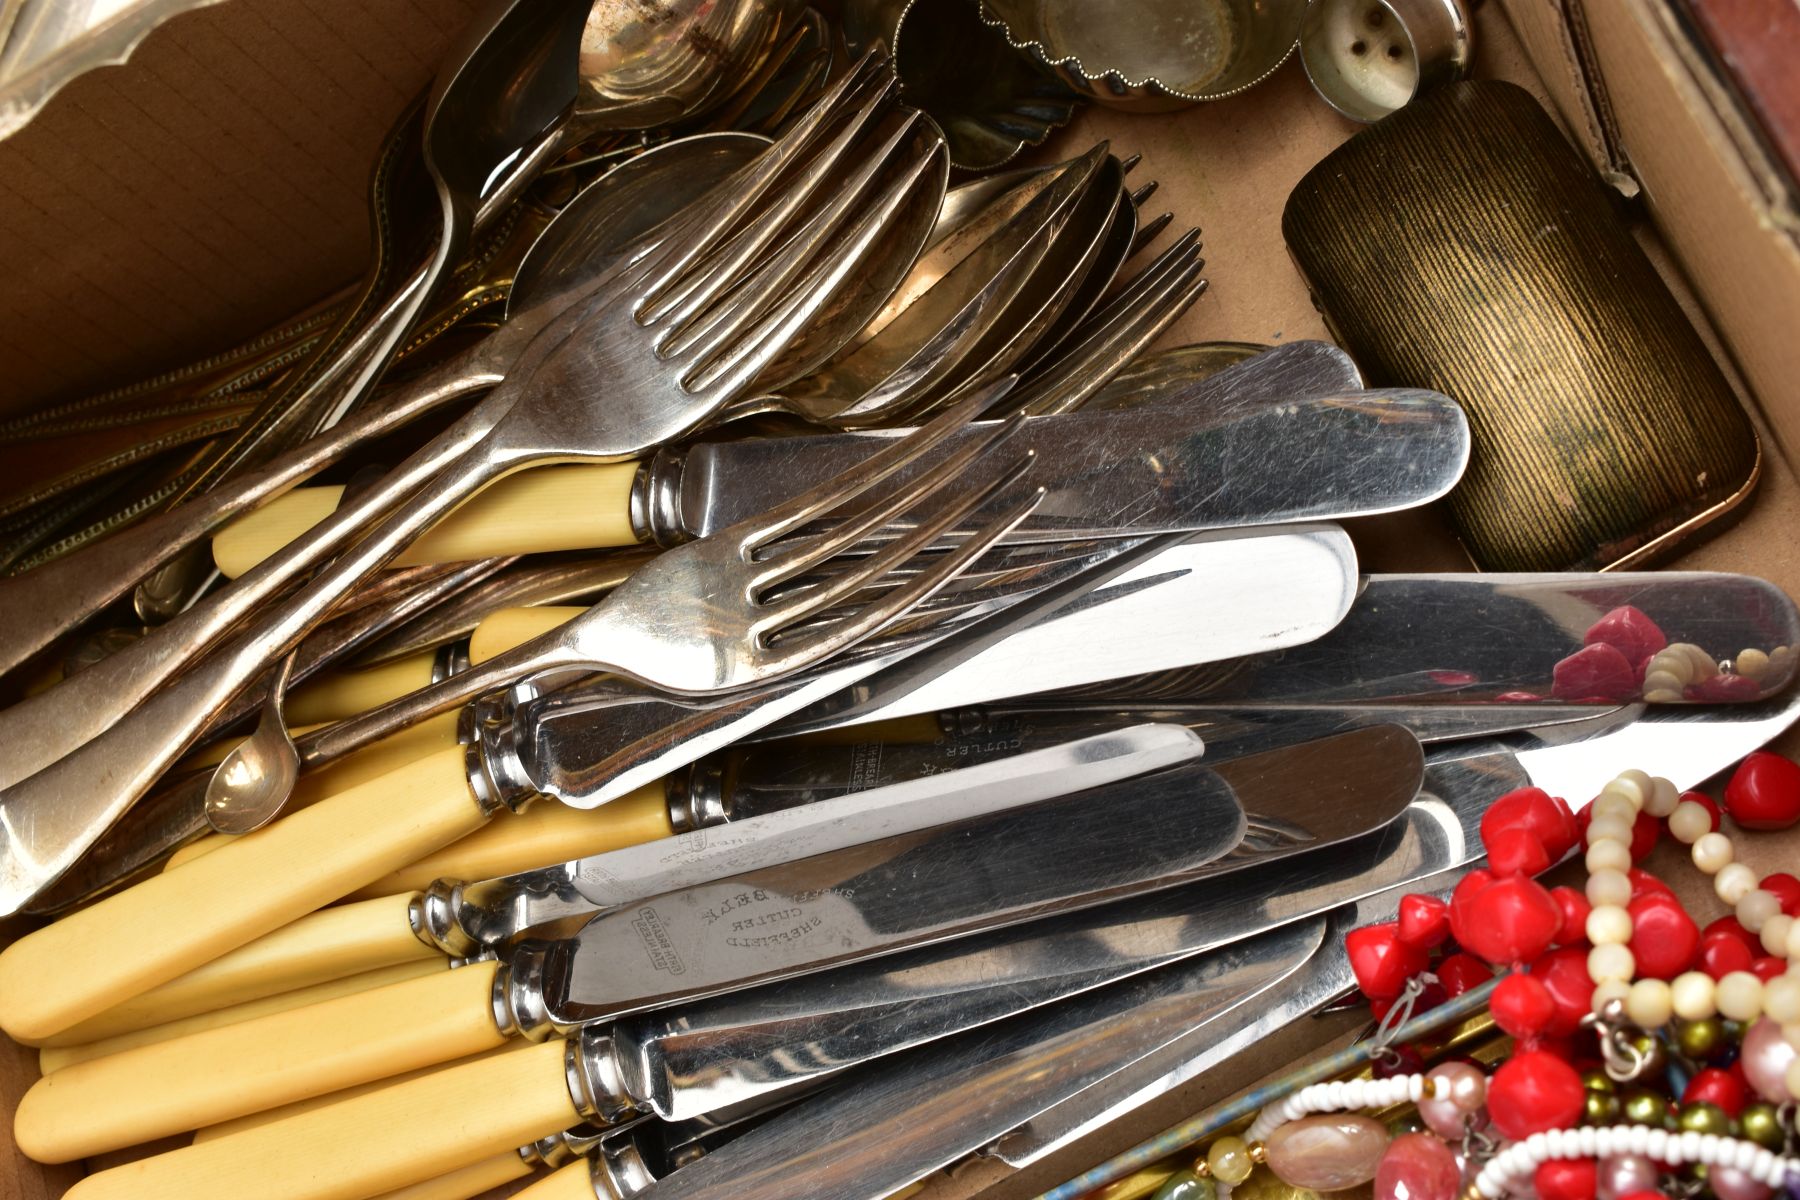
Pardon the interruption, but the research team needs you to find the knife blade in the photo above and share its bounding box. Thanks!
[584,725,1427,1125]
[491,525,1358,812]
[649,387,1469,548]
[989,685,1800,1168]
[604,919,1333,1200]
[423,723,1205,955]
[769,569,1800,736]
[649,338,1361,544]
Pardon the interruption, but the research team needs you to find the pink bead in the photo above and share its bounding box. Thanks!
[1741,1017,1798,1103]
[1376,1132,1462,1200]
[1419,1061,1489,1141]
[1597,1154,1657,1200]
[1709,1167,1774,1200]
[1264,1113,1390,1191]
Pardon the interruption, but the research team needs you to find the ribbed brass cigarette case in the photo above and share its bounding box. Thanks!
[1283,80,1759,572]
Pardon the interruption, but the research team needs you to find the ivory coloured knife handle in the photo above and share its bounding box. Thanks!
[0,745,482,1043]
[167,712,463,871]
[369,1154,535,1200]
[469,604,584,663]
[514,1162,595,1199]
[213,463,641,578]
[41,959,445,1073]
[195,1040,533,1141]
[15,960,508,1161]
[284,649,441,727]
[348,778,670,900]
[42,891,440,1047]
[63,1037,575,1200]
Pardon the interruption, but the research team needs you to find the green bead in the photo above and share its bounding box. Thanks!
[1740,1102,1784,1150]
[1627,1031,1668,1078]
[1152,1168,1217,1200]
[1623,1088,1671,1126]
[1677,1101,1732,1137]
[1581,1069,1616,1094]
[1583,1090,1621,1125]
[1386,1114,1426,1138]
[1676,1017,1724,1060]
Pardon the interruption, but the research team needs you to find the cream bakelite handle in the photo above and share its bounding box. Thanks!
[167,712,463,872]
[514,1161,596,1200]
[469,604,585,663]
[16,961,508,1162]
[195,1041,530,1141]
[284,649,441,727]
[213,463,641,577]
[0,745,482,1043]
[349,779,671,900]
[42,959,445,1073]
[42,891,440,1047]
[369,1154,535,1200]
[63,1037,575,1200]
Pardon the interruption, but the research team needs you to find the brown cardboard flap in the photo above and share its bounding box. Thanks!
[0,0,479,414]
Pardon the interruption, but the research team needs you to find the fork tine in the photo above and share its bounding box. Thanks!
[633,49,894,311]
[1131,211,1174,258]
[753,408,1030,589]
[757,447,1036,634]
[1013,231,1205,416]
[728,375,1015,551]
[642,70,901,326]
[686,136,948,396]
[666,111,930,367]
[763,481,1046,660]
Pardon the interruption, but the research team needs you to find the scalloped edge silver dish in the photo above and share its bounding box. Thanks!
[0,0,227,141]
[975,0,1305,110]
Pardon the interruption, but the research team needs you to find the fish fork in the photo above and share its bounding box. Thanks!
[0,384,1041,1040]
[0,55,947,908]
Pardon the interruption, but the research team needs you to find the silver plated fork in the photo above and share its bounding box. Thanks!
[0,54,950,912]
[0,391,1041,1037]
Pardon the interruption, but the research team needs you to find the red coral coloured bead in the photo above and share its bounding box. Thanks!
[1684,1067,1747,1116]
[1486,827,1552,876]
[1762,872,1800,916]
[1552,643,1637,702]
[1482,787,1578,860]
[1458,875,1565,967]
[1397,894,1451,950]
[1550,886,1590,947]
[1449,869,1495,948]
[1752,956,1787,982]
[1492,972,1558,1041]
[1531,946,1599,1036]
[1583,605,1667,666]
[1488,1049,1585,1139]
[1723,751,1800,832]
[1346,922,1429,1001]
[1436,953,1493,998]
[1626,894,1699,980]
[1534,1157,1598,1200]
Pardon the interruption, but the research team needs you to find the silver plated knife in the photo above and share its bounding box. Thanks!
[572,725,1427,1126]
[465,525,1358,812]
[769,569,1800,735]
[30,724,1254,1161]
[615,919,1335,1200]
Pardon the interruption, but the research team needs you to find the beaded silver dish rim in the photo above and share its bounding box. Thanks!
[973,0,1303,105]
[879,0,1082,171]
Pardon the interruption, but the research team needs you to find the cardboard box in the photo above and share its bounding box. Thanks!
[1,1,1796,1197]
